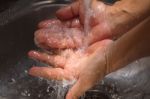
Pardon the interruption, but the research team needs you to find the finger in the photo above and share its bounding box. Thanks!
[38,18,82,29]
[56,2,79,20]
[70,18,82,28]
[66,78,95,99]
[88,24,112,45]
[34,28,83,49]
[38,19,62,29]
[62,18,82,28]
[34,28,76,49]
[29,67,71,80]
[28,50,66,68]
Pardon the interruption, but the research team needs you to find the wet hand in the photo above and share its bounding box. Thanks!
[28,39,113,99]
[35,0,136,50]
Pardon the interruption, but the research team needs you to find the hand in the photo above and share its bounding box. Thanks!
[28,39,113,99]
[35,0,137,50]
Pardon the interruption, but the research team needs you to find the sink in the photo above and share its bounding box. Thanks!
[0,0,150,99]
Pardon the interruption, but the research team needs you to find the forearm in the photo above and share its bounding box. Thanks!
[107,16,150,73]
[107,0,150,37]
[116,0,150,18]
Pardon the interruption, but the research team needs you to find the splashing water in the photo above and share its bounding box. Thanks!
[84,0,92,36]
[55,79,76,99]
[32,1,93,99]
[52,0,93,98]
[82,0,92,48]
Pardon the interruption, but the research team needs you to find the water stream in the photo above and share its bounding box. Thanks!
[83,0,92,36]
[54,0,93,98]
[83,0,92,48]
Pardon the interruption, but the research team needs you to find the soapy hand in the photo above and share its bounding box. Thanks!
[56,0,114,44]
[28,39,113,99]
[34,19,84,50]
[35,0,137,50]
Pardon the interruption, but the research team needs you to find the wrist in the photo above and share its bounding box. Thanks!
[106,4,139,38]
[105,0,150,39]
[90,40,114,75]
[105,42,124,74]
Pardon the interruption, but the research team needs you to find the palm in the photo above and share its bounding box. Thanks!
[28,40,108,80]
[57,0,114,43]
[29,36,113,81]
[28,39,112,99]
[34,1,115,50]
[28,49,84,80]
[34,19,84,50]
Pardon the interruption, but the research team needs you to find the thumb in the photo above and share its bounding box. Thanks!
[66,78,94,99]
[56,2,79,20]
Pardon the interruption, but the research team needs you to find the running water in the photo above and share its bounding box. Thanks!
[45,79,76,99]
[83,0,92,36]
[32,1,93,99]
[54,0,93,98]
[82,0,92,48]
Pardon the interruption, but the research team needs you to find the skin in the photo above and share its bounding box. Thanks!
[35,0,150,50]
[29,15,150,99]
[28,0,150,99]
[29,16,150,99]
[28,39,113,81]
[28,39,113,98]
[108,17,150,73]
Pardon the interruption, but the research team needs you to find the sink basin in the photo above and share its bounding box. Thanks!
[0,0,150,99]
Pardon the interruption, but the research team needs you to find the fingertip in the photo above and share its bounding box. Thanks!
[28,66,40,76]
[56,7,64,16]
[28,50,38,57]
[56,6,73,20]
[38,19,62,28]
[56,6,66,19]
[38,20,49,28]
[66,91,78,99]
[56,2,79,20]
[28,50,34,57]
[65,80,82,99]
[29,66,52,78]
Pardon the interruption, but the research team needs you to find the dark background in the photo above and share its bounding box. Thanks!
[0,0,18,12]
[0,0,117,13]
